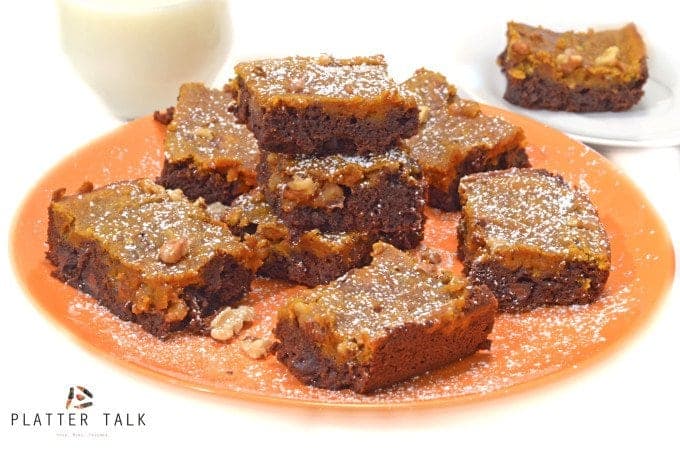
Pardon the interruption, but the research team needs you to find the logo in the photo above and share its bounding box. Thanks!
[65,386,93,409]
[9,384,149,439]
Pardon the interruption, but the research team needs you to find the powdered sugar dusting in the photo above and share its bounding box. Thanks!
[24,116,670,407]
[60,197,648,405]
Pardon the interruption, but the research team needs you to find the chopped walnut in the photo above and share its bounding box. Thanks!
[343,84,355,95]
[194,126,214,140]
[508,67,526,80]
[511,39,530,55]
[285,77,305,93]
[225,167,240,182]
[594,46,620,66]
[240,336,274,359]
[258,222,287,241]
[166,188,184,202]
[317,54,333,66]
[418,106,430,124]
[139,178,165,195]
[159,237,189,264]
[314,183,345,209]
[221,205,243,226]
[192,197,206,209]
[206,202,229,222]
[285,175,318,200]
[210,305,255,341]
[164,298,189,322]
[336,340,359,357]
[556,48,583,73]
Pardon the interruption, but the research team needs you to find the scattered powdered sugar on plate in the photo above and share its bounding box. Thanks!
[59,201,648,405]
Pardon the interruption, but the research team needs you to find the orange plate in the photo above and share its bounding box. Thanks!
[10,106,674,408]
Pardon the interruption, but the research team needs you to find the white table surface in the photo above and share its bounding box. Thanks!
[1,1,678,448]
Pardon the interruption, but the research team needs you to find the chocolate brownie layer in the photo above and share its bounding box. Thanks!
[402,69,529,211]
[230,55,419,155]
[501,68,647,112]
[158,83,259,204]
[465,260,609,312]
[457,168,611,312]
[46,180,258,338]
[159,160,254,204]
[274,243,497,393]
[258,146,425,236]
[219,190,421,287]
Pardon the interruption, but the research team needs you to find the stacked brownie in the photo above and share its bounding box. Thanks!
[224,55,426,285]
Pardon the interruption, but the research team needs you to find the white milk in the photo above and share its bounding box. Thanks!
[57,0,231,119]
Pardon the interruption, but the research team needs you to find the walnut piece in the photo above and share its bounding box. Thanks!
[556,48,583,73]
[210,305,256,341]
[594,46,620,66]
[511,39,530,55]
[317,54,332,66]
[508,67,526,80]
[418,106,430,124]
[194,126,214,140]
[159,237,189,264]
[240,336,274,359]
[206,202,229,222]
[285,77,305,93]
[285,175,318,201]
[314,183,345,209]
[166,188,184,202]
[139,179,165,195]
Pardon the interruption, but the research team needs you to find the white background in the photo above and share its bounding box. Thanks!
[1,1,678,448]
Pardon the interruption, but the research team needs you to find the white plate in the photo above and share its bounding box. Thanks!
[448,28,680,148]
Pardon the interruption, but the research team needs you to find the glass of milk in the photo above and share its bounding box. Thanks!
[57,0,231,119]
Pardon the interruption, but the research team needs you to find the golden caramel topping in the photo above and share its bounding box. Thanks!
[165,83,259,183]
[279,243,471,362]
[459,168,611,271]
[51,179,250,278]
[233,55,417,114]
[501,22,646,86]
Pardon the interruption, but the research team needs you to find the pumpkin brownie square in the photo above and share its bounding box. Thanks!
[46,179,259,338]
[257,145,425,241]
[274,242,497,393]
[158,83,259,204]
[215,189,423,287]
[402,69,528,211]
[229,55,419,155]
[498,22,648,112]
[457,168,611,312]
